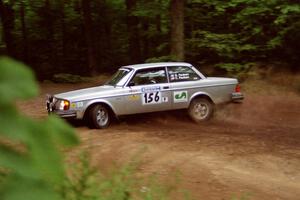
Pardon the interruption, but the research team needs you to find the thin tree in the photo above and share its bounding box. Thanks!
[82,0,97,75]
[0,0,15,56]
[170,0,184,61]
[126,0,142,64]
[20,0,28,62]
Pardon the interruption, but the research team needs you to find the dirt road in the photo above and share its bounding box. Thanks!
[19,81,300,200]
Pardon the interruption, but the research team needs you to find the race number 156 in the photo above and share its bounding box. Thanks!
[143,92,161,104]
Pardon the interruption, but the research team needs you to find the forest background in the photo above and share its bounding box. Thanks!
[0,0,300,79]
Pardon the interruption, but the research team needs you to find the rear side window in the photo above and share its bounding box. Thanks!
[168,66,200,82]
[131,67,167,86]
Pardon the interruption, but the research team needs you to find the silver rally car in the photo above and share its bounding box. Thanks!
[46,62,243,128]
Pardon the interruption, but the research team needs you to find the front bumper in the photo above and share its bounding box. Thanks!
[50,110,77,118]
[231,92,244,102]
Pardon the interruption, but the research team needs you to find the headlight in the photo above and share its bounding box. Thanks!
[58,100,70,110]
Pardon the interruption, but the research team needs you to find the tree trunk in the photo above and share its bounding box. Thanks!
[156,0,162,33]
[82,0,97,75]
[20,0,28,62]
[0,0,15,56]
[98,0,112,70]
[126,0,142,64]
[44,0,55,64]
[170,0,185,61]
[141,19,149,60]
[59,0,66,70]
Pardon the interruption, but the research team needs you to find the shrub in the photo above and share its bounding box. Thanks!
[52,73,90,83]
[61,151,186,200]
[215,62,255,81]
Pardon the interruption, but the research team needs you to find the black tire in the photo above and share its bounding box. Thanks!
[188,98,214,123]
[88,104,110,129]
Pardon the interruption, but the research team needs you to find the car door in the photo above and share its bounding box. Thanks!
[123,67,172,114]
[167,66,202,109]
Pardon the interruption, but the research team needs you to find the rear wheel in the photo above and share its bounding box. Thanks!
[188,98,214,123]
[88,104,110,129]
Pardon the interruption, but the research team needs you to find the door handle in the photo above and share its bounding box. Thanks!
[163,86,169,89]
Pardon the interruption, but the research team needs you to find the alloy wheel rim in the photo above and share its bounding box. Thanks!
[96,108,108,126]
[194,102,209,120]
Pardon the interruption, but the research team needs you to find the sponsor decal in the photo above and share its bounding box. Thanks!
[128,95,140,101]
[70,101,83,108]
[129,89,139,93]
[141,86,161,93]
[173,91,188,103]
[77,102,84,108]
[170,73,190,81]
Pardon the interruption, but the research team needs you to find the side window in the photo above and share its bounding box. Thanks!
[131,68,167,86]
[168,66,200,82]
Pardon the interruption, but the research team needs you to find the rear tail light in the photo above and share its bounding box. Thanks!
[235,84,241,93]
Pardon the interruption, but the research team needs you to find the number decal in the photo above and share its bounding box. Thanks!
[143,92,161,104]
[154,92,160,102]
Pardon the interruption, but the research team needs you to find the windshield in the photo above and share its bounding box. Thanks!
[105,68,131,86]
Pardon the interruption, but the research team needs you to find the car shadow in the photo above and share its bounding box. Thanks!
[66,110,191,128]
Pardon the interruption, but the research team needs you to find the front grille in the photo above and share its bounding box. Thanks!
[46,95,57,113]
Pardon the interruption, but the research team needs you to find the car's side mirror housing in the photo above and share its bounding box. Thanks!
[128,81,135,87]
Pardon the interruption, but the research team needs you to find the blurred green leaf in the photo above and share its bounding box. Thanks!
[44,115,79,146]
[0,57,78,200]
[0,57,38,104]
[3,175,61,200]
[0,145,36,179]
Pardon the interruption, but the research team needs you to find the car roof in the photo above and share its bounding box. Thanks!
[121,62,192,70]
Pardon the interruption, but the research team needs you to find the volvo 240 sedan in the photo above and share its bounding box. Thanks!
[46,62,243,128]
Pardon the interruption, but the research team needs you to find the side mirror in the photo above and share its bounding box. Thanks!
[128,81,135,87]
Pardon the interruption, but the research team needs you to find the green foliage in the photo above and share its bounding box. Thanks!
[215,62,255,81]
[61,152,100,200]
[186,0,300,68]
[187,31,257,59]
[1,0,300,78]
[0,57,79,200]
[52,73,90,83]
[61,151,186,200]
[0,57,38,104]
[215,63,253,73]
[145,55,178,63]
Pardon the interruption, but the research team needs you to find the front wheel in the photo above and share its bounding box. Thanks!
[88,104,111,129]
[188,98,214,123]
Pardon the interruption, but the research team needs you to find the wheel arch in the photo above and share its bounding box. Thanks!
[189,92,215,106]
[83,100,116,121]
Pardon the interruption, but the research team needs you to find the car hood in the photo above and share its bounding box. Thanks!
[54,85,118,101]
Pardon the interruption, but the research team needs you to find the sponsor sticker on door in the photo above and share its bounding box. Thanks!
[173,91,188,103]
